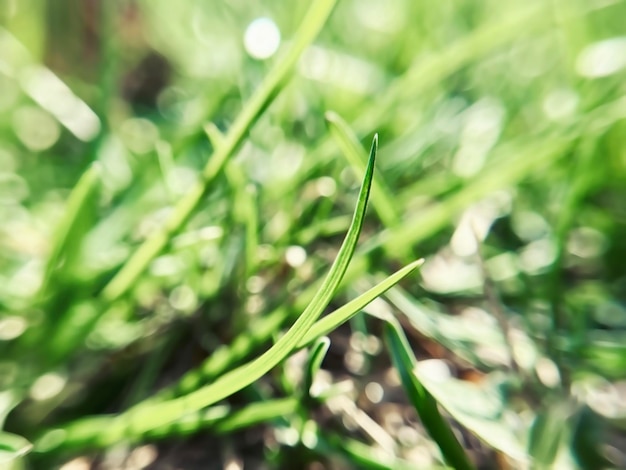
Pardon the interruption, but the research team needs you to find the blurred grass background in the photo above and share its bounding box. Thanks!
[1,0,626,468]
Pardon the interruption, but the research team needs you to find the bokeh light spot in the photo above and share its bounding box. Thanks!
[244,18,281,60]
[285,245,307,268]
[12,106,60,151]
[0,316,27,340]
[577,37,626,78]
[30,372,66,401]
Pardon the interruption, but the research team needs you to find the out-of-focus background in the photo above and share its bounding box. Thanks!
[2,0,626,468]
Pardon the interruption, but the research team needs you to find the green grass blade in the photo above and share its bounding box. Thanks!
[210,398,299,434]
[303,337,331,398]
[0,431,32,466]
[38,163,101,299]
[152,258,422,402]
[326,111,399,227]
[414,370,529,463]
[99,0,338,303]
[36,399,299,452]
[528,404,570,468]
[225,161,259,276]
[123,134,375,425]
[160,308,291,400]
[202,0,337,182]
[298,258,424,348]
[41,135,377,449]
[321,431,444,470]
[145,397,299,441]
[383,318,474,470]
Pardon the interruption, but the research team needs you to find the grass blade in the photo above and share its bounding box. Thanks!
[100,0,338,302]
[160,308,291,400]
[0,431,32,466]
[303,337,331,399]
[38,163,101,299]
[39,135,378,450]
[414,368,529,463]
[298,258,424,348]
[321,431,433,470]
[151,258,423,402]
[36,399,299,452]
[145,398,299,441]
[383,318,474,470]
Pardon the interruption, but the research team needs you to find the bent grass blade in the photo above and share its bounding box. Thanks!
[35,256,424,452]
[137,258,423,404]
[38,135,378,450]
[35,259,424,452]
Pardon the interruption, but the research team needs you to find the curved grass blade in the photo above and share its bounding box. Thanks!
[39,135,378,450]
[36,258,424,452]
[298,258,424,348]
[33,246,425,452]
[303,337,331,399]
[383,317,474,470]
[148,258,423,402]
[160,307,291,400]
[100,0,338,303]
[44,258,424,445]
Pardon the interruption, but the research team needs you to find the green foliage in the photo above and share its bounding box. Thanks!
[383,315,474,470]
[0,432,32,469]
[2,0,626,468]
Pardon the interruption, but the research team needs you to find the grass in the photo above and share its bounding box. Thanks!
[2,0,626,468]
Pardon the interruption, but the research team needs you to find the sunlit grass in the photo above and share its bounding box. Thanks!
[1,0,626,468]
